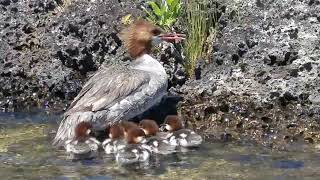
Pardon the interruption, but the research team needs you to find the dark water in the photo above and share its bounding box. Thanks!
[1,111,320,180]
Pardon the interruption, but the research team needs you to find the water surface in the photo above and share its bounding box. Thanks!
[1,111,320,180]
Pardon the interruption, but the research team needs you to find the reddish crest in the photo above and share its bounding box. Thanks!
[75,122,92,139]
[139,119,159,136]
[120,20,162,58]
[164,115,183,132]
[120,121,138,133]
[126,127,146,144]
[109,123,124,139]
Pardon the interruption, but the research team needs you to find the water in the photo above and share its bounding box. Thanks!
[1,111,320,180]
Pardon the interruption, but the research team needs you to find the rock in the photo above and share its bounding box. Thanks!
[173,0,320,149]
[0,0,143,110]
[0,0,187,111]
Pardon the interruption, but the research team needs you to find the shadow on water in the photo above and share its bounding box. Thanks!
[1,110,320,179]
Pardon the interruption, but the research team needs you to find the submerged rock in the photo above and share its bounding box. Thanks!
[173,0,320,149]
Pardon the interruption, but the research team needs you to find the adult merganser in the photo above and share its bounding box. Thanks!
[115,127,151,165]
[65,122,100,159]
[53,20,185,147]
[139,119,176,155]
[102,123,126,154]
[161,115,203,148]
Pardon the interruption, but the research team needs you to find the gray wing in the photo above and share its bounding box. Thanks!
[53,65,150,147]
[65,65,151,116]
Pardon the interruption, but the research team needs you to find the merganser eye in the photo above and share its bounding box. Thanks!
[151,28,162,35]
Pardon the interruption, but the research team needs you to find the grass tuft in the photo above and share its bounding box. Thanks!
[184,0,216,77]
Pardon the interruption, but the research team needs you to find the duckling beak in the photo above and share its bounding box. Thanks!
[158,33,186,43]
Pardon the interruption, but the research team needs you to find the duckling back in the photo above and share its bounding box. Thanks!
[65,138,100,159]
[115,144,151,165]
[168,129,202,148]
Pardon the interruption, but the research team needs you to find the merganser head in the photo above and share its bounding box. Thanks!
[74,122,93,141]
[120,20,185,58]
[108,123,124,139]
[161,115,183,132]
[139,119,159,136]
[120,121,138,137]
[126,127,147,144]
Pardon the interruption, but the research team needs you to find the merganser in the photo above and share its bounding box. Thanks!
[115,127,151,165]
[139,119,170,139]
[139,119,159,136]
[53,20,185,147]
[65,122,100,159]
[120,120,138,138]
[139,119,176,155]
[161,115,203,148]
[102,123,126,154]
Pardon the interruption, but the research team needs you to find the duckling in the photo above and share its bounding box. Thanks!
[139,119,159,136]
[65,122,100,159]
[120,120,139,138]
[102,123,126,154]
[161,115,202,148]
[139,119,176,155]
[115,127,151,165]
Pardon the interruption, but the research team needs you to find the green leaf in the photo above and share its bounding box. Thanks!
[166,0,174,6]
[143,7,158,23]
[160,1,167,13]
[144,0,182,30]
[165,18,176,27]
[148,2,162,17]
[173,2,181,17]
[170,0,179,9]
[146,16,155,24]
[143,7,154,18]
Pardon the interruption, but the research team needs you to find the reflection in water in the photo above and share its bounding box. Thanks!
[1,112,320,179]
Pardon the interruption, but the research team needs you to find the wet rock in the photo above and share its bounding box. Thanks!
[173,0,320,149]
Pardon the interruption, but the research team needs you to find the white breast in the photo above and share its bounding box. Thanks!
[132,54,167,78]
[104,54,168,121]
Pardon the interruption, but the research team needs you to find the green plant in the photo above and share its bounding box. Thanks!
[184,0,216,77]
[143,0,182,30]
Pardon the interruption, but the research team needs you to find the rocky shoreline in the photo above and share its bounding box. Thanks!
[174,0,320,149]
[1,0,320,149]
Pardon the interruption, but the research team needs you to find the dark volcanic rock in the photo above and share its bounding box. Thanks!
[173,0,320,149]
[0,0,143,111]
[0,0,186,112]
